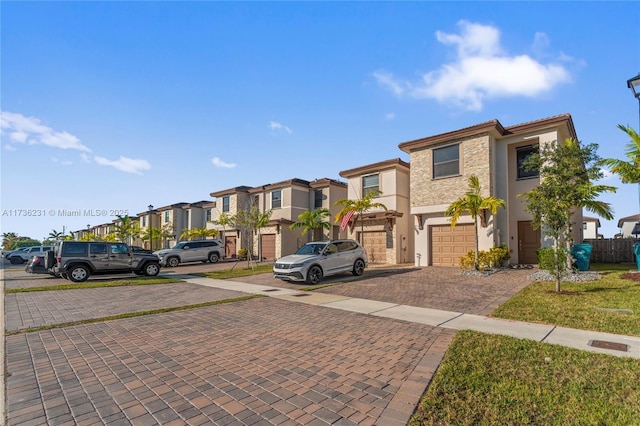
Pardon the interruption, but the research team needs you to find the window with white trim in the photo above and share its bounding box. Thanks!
[272,190,282,209]
[362,174,379,196]
[222,196,230,213]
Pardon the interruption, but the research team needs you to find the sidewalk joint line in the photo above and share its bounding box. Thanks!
[540,325,557,343]
[437,312,465,327]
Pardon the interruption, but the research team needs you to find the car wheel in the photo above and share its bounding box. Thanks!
[306,265,323,285]
[167,257,179,268]
[144,262,160,276]
[208,252,219,263]
[68,265,89,283]
[352,259,365,276]
[9,257,22,265]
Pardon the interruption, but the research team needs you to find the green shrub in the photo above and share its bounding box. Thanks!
[459,244,510,271]
[536,247,568,273]
[237,248,248,260]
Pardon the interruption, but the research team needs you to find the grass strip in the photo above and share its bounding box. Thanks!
[410,330,640,425]
[6,294,263,336]
[5,277,182,293]
[491,269,640,336]
[203,264,274,279]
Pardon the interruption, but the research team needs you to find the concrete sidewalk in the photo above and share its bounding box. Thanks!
[176,274,640,359]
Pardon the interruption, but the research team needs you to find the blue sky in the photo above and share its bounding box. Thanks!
[1,1,639,241]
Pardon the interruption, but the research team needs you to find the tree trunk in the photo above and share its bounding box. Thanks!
[473,217,480,270]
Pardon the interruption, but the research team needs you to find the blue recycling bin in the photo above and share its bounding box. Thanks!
[571,243,592,271]
[634,243,640,271]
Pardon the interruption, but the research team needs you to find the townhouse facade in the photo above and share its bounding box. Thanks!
[338,158,412,264]
[75,113,605,267]
[208,179,348,260]
[398,113,582,266]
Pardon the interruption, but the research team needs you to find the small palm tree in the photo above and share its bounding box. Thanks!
[335,190,388,244]
[290,208,331,241]
[210,212,236,257]
[48,229,64,241]
[445,175,506,271]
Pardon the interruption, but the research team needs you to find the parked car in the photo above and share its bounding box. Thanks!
[47,241,161,282]
[7,246,51,264]
[25,254,49,274]
[154,239,224,267]
[129,245,153,254]
[273,239,368,285]
[2,247,29,260]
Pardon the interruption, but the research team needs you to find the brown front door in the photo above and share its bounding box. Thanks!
[518,221,540,264]
[224,236,236,259]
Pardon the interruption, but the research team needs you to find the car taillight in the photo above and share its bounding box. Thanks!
[57,257,61,263]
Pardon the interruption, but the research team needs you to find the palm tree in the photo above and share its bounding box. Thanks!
[113,215,136,244]
[601,124,640,211]
[2,232,19,249]
[180,227,218,240]
[445,175,506,271]
[48,229,64,241]
[210,212,236,257]
[290,208,331,241]
[335,190,388,244]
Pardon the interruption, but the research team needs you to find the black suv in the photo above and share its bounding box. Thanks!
[47,241,161,282]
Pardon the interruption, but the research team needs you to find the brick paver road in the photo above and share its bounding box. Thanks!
[3,262,531,425]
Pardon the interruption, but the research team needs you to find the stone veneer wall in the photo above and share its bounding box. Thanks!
[410,134,492,208]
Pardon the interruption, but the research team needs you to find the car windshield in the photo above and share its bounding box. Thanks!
[295,243,326,255]
[172,242,187,250]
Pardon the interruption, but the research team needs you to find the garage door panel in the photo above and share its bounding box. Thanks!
[362,231,387,264]
[260,234,276,260]
[430,224,475,266]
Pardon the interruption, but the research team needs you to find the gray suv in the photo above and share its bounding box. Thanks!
[154,239,224,267]
[7,246,52,264]
[47,241,161,282]
[273,239,367,284]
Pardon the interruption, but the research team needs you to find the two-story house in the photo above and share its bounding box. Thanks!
[338,158,412,264]
[398,114,582,267]
[156,202,189,248]
[137,207,160,250]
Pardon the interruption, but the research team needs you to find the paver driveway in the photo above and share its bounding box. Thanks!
[4,263,532,425]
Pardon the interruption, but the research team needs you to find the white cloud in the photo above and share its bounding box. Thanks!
[80,153,91,163]
[0,111,92,151]
[269,121,293,134]
[374,21,572,111]
[385,112,396,121]
[94,155,151,175]
[211,156,237,169]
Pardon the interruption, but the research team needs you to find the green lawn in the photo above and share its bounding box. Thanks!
[491,268,640,336]
[411,265,640,425]
[202,263,273,279]
[410,331,640,426]
[5,276,182,293]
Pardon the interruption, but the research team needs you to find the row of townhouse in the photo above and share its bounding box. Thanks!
[78,113,605,267]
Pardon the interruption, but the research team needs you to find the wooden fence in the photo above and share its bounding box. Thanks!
[584,238,637,263]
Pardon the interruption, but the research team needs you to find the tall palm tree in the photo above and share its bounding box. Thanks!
[335,190,388,244]
[445,175,506,271]
[290,208,331,241]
